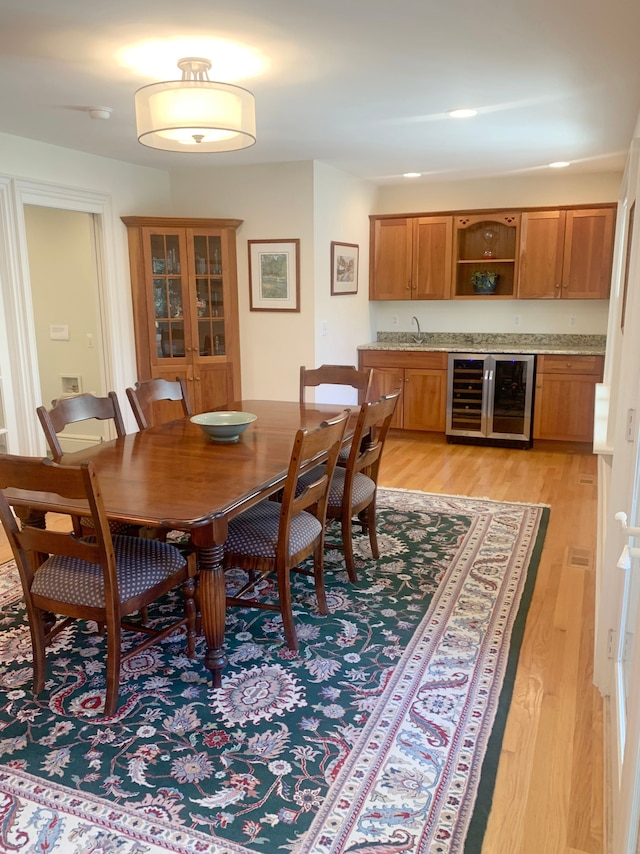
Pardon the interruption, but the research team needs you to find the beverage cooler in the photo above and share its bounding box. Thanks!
[446,353,535,448]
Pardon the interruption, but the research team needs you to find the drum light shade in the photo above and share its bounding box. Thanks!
[135,57,256,153]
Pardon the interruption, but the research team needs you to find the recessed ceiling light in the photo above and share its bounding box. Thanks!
[402,172,422,178]
[549,161,571,168]
[447,108,477,119]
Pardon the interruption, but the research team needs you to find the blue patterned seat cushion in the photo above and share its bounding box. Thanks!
[298,465,375,510]
[337,442,351,465]
[225,501,322,559]
[31,535,186,609]
[80,517,138,536]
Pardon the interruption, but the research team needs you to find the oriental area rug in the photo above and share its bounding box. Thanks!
[0,488,548,854]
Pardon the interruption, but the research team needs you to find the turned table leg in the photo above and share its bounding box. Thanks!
[191,524,228,688]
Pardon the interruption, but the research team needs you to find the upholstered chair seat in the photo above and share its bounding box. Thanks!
[225,502,322,560]
[0,455,197,717]
[223,411,349,651]
[32,535,188,608]
[297,390,401,583]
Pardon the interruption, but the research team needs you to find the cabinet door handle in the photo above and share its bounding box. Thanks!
[187,376,194,382]
[406,280,412,290]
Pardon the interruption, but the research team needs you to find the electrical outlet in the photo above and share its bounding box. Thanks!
[569,316,576,327]
[392,315,399,326]
[514,315,521,327]
[321,320,328,337]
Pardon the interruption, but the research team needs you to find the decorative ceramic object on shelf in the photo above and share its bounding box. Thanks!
[471,271,499,295]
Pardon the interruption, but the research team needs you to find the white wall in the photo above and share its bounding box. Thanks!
[169,161,376,401]
[375,171,623,214]
[311,162,376,402]
[370,171,623,337]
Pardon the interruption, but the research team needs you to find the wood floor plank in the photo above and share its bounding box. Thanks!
[0,431,603,854]
[378,431,603,854]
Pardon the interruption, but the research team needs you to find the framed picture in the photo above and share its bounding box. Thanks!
[248,239,300,312]
[331,241,359,295]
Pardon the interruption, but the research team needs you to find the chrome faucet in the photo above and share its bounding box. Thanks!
[411,315,422,343]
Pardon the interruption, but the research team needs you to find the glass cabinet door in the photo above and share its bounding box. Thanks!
[448,356,486,434]
[192,234,226,357]
[487,355,534,441]
[150,233,187,360]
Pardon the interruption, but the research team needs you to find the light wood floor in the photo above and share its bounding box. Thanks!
[0,431,603,853]
[378,432,603,854]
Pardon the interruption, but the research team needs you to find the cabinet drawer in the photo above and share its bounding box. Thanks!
[537,354,604,377]
[360,350,447,370]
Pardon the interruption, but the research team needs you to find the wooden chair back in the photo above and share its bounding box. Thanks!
[345,388,402,488]
[322,388,402,582]
[299,364,373,404]
[0,453,195,716]
[126,377,193,430]
[36,392,125,460]
[223,409,350,650]
[277,410,350,563]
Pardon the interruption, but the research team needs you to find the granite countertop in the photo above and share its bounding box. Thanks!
[357,332,606,356]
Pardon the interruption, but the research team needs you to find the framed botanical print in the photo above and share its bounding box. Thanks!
[248,239,300,312]
[331,241,359,295]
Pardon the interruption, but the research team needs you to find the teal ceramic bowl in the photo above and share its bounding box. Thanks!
[191,411,257,443]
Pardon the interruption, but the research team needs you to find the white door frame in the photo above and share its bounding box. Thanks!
[0,176,136,455]
[595,136,640,853]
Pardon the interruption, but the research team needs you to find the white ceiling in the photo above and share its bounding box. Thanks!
[1,0,640,186]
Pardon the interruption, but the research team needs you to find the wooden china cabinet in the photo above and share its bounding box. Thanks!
[122,216,243,417]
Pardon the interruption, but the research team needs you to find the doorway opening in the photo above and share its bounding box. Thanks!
[24,205,109,453]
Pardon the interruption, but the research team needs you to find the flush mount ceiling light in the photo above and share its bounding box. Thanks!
[135,57,256,152]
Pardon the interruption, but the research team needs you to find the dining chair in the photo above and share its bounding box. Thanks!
[126,377,192,430]
[300,364,373,465]
[36,392,136,537]
[298,388,402,582]
[37,391,126,459]
[299,364,373,405]
[222,410,350,651]
[0,454,197,716]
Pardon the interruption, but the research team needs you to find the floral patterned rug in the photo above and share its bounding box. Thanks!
[0,488,548,854]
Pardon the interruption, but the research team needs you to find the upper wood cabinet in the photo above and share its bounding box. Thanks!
[122,216,243,416]
[519,206,615,299]
[370,204,615,301]
[369,215,452,300]
[452,212,520,299]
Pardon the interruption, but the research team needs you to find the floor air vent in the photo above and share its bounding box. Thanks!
[568,546,593,568]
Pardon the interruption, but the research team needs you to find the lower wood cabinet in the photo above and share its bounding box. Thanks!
[533,355,604,442]
[358,351,448,432]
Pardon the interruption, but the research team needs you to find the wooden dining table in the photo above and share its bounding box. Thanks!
[9,400,355,687]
